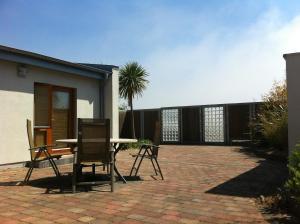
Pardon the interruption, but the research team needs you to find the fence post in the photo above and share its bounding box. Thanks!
[179,108,183,144]
[225,105,230,145]
[140,110,144,139]
[199,106,203,144]
[159,109,163,143]
[249,103,255,142]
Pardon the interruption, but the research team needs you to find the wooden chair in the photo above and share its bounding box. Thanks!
[129,121,164,180]
[24,119,63,183]
[72,118,114,193]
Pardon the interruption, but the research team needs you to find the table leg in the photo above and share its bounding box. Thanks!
[114,166,127,183]
[113,143,127,184]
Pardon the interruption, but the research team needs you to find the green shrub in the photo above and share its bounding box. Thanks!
[119,139,152,150]
[257,80,288,151]
[285,144,300,203]
[260,110,288,150]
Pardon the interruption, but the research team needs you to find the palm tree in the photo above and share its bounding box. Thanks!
[119,62,149,138]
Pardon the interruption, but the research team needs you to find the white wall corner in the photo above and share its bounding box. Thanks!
[104,68,119,138]
[112,68,119,138]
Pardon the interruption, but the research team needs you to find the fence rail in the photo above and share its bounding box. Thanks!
[119,102,261,145]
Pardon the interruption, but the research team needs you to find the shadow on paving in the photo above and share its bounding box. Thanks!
[235,146,288,163]
[206,157,288,198]
[0,174,143,194]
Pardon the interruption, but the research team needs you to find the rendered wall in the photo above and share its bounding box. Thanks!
[104,68,119,138]
[0,60,101,164]
[285,53,300,154]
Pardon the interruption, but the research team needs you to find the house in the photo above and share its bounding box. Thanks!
[284,52,300,154]
[0,45,119,165]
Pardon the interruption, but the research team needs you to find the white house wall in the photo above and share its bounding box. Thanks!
[0,60,101,164]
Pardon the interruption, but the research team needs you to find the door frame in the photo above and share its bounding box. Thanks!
[34,82,76,153]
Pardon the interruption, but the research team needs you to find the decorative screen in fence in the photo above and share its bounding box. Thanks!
[204,106,224,143]
[161,109,180,142]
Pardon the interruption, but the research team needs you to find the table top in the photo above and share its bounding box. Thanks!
[56,138,137,144]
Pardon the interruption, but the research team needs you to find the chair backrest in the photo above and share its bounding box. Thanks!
[151,121,161,157]
[77,118,110,164]
[153,121,161,146]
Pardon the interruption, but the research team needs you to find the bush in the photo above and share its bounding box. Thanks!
[257,80,288,151]
[119,139,152,150]
[285,144,300,203]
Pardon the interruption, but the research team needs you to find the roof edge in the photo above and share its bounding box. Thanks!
[0,44,111,75]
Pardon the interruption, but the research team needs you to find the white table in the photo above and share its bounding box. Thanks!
[56,138,137,183]
[56,138,137,146]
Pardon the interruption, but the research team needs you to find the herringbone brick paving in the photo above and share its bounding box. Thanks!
[0,145,285,223]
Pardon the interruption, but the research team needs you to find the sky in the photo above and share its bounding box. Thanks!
[1,0,300,109]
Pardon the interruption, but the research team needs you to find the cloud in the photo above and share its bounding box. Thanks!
[133,8,300,109]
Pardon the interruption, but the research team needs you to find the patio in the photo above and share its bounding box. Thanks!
[0,145,288,224]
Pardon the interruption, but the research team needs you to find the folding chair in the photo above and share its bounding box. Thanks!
[129,121,164,180]
[23,119,62,183]
[72,118,114,193]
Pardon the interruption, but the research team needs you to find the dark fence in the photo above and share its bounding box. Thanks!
[119,102,262,145]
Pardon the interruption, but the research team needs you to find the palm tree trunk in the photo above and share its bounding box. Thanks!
[129,97,136,139]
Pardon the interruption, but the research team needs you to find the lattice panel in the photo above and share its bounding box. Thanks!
[162,109,180,142]
[204,106,224,142]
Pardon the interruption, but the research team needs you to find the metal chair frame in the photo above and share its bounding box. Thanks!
[129,144,164,180]
[129,121,164,180]
[24,119,62,183]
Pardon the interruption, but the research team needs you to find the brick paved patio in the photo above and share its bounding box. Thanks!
[0,145,287,223]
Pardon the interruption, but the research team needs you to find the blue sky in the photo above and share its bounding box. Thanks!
[1,0,300,108]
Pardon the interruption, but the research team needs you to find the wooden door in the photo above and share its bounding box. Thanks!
[34,83,75,152]
[51,87,73,148]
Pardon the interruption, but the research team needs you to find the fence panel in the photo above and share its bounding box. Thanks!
[143,110,160,141]
[119,111,131,138]
[120,102,261,145]
[134,111,141,138]
[182,107,201,144]
[203,106,225,143]
[119,110,141,138]
[161,108,180,143]
[228,104,251,143]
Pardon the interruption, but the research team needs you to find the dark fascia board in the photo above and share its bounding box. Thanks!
[0,45,110,80]
[283,52,300,60]
[123,102,262,112]
[160,102,262,110]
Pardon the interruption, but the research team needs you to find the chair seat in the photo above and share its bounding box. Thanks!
[31,154,62,162]
[79,162,106,167]
[32,149,72,161]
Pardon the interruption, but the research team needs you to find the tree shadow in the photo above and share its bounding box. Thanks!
[206,159,287,198]
[235,145,288,163]
[206,147,297,223]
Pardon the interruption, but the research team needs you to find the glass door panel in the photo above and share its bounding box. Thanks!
[52,90,70,147]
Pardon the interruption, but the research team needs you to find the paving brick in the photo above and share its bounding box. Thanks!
[54,217,77,223]
[0,145,288,223]
[77,216,96,222]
